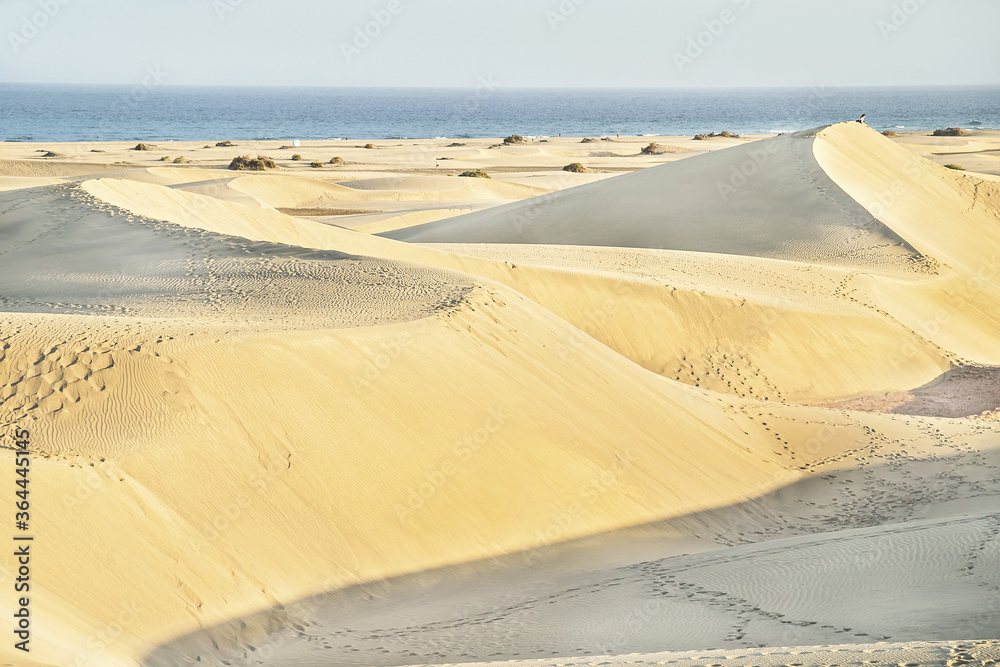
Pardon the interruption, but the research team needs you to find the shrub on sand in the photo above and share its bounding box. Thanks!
[291,154,303,161]
[459,170,491,179]
[310,161,324,168]
[229,155,277,171]
[641,142,660,154]
[173,156,187,164]
[364,143,376,149]
[944,164,966,171]
[503,134,525,145]
[882,130,900,137]
[563,162,591,173]
[159,156,171,161]
[329,156,345,165]
[580,137,596,143]
[215,140,236,147]
[132,143,155,151]
[933,128,972,137]
[694,131,739,140]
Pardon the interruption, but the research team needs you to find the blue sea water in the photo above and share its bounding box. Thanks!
[0,84,997,143]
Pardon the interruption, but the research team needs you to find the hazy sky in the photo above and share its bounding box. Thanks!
[1,0,998,88]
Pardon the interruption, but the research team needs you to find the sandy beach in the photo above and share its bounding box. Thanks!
[1,125,999,667]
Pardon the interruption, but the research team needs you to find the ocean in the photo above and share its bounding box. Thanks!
[1,84,997,143]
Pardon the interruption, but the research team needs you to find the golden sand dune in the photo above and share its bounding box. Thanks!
[0,176,64,192]
[1,125,998,667]
[79,175,948,402]
[142,167,243,186]
[386,127,925,270]
[350,207,474,235]
[151,503,1000,665]
[81,124,1000,403]
[0,184,465,325]
[0,189,808,664]
[226,173,552,210]
[0,159,123,179]
[425,124,1000,398]
[337,174,553,198]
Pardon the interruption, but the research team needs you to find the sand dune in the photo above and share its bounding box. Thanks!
[386,128,924,271]
[0,159,123,179]
[0,208,808,663]
[140,395,1000,666]
[0,176,63,191]
[1,125,999,667]
[74,124,1000,398]
[1,184,465,325]
[350,208,475,235]
[240,173,547,206]
[337,175,552,199]
[77,173,948,404]
[80,124,1000,403]
[143,167,242,186]
[152,511,1000,665]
